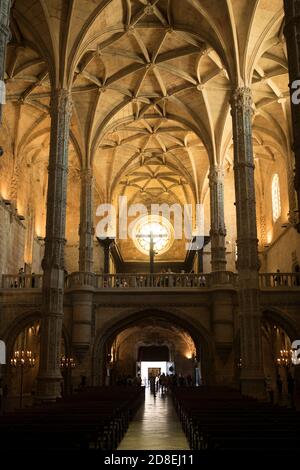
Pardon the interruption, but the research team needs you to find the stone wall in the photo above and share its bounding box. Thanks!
[262,226,300,272]
[0,200,25,274]
[32,238,44,274]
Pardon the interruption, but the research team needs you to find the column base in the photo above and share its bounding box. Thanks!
[35,373,62,403]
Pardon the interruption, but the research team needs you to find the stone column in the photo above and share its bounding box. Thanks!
[71,290,94,386]
[79,168,94,273]
[0,0,10,124]
[284,0,300,230]
[98,237,114,273]
[73,169,94,385]
[209,166,227,272]
[36,89,72,402]
[230,87,265,397]
[212,291,234,385]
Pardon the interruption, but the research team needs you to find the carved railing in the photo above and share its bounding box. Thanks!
[259,273,300,289]
[66,271,96,289]
[2,272,300,290]
[94,273,211,289]
[210,271,239,286]
[1,274,43,289]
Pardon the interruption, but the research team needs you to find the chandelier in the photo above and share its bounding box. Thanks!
[60,356,76,369]
[276,349,293,367]
[10,350,36,408]
[10,350,36,367]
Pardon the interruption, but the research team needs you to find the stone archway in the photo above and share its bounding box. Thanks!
[262,309,300,342]
[262,308,299,404]
[0,311,72,407]
[1,311,72,362]
[92,308,215,386]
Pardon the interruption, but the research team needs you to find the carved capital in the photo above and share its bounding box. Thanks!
[230,87,253,113]
[208,165,225,186]
[50,89,73,119]
[80,167,93,182]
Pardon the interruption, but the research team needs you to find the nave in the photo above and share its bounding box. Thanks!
[118,387,189,450]
[1,384,300,451]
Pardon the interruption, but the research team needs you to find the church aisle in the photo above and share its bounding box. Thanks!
[118,388,190,450]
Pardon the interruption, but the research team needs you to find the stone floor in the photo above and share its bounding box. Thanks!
[118,388,190,450]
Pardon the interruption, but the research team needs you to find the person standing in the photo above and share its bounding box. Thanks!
[18,267,25,288]
[265,375,274,404]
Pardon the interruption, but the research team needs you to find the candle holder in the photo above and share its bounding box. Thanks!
[10,350,36,408]
[276,349,293,368]
[60,356,76,369]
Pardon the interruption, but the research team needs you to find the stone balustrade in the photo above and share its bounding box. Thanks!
[66,271,96,289]
[1,272,300,290]
[1,273,43,288]
[95,272,210,289]
[259,272,300,289]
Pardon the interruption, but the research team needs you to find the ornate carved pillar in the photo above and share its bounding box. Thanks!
[230,87,265,397]
[72,169,95,377]
[72,290,94,383]
[284,0,300,230]
[36,89,72,402]
[209,166,227,272]
[0,0,10,124]
[79,168,94,273]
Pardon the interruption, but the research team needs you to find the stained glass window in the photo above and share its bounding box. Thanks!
[136,221,169,254]
[272,174,281,222]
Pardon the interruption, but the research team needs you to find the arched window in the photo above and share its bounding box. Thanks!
[272,174,281,222]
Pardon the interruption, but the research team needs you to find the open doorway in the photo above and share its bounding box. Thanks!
[140,361,167,386]
[98,310,206,386]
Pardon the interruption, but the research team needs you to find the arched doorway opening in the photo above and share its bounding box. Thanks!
[93,309,214,387]
[2,316,72,410]
[262,310,298,406]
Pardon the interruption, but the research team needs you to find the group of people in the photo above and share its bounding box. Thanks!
[152,269,206,288]
[9,268,37,288]
[148,373,194,395]
[103,269,206,288]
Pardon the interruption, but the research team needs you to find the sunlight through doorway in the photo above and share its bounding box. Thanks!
[141,361,167,386]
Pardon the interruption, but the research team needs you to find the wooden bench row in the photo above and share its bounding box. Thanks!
[173,386,300,450]
[0,386,144,450]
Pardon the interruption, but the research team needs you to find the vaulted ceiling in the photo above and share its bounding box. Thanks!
[0,0,292,239]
